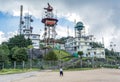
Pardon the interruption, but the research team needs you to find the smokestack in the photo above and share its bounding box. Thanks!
[20,5,23,35]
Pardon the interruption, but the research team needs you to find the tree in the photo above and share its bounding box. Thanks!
[10,46,19,61]
[78,51,83,58]
[44,51,58,61]
[78,51,83,68]
[0,44,9,62]
[0,44,10,56]
[27,45,33,49]
[104,48,120,67]
[90,42,103,48]
[26,38,32,47]
[53,37,68,44]
[105,49,116,57]
[7,35,32,50]
[0,49,7,62]
[12,47,28,62]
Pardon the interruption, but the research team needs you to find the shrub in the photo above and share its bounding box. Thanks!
[44,51,58,61]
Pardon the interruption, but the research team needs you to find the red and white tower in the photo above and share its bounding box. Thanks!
[42,3,58,47]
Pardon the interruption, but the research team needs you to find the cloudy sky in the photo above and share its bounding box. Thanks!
[0,0,120,51]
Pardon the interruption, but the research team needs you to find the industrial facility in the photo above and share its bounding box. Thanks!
[18,3,105,59]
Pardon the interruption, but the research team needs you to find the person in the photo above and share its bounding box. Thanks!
[60,67,63,76]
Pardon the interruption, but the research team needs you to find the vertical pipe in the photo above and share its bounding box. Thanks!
[20,5,23,35]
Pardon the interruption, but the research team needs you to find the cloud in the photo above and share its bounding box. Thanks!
[0,31,17,44]
[7,31,18,39]
[56,25,74,38]
[0,31,7,44]
[0,0,120,51]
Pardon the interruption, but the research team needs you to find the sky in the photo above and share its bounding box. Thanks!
[0,0,120,51]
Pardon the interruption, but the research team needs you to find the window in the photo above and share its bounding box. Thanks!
[26,32,29,34]
[102,52,104,55]
[74,42,76,45]
[81,45,83,48]
[88,52,90,55]
[94,52,96,55]
[33,35,37,38]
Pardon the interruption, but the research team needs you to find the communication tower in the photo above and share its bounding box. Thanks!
[42,3,58,47]
[18,5,40,48]
[22,13,33,38]
[19,5,33,38]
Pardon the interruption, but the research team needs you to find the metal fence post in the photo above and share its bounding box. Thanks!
[14,61,16,69]
[30,59,32,69]
[2,62,4,69]
[22,61,25,69]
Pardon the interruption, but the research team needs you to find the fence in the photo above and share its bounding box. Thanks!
[0,58,120,70]
[0,60,60,70]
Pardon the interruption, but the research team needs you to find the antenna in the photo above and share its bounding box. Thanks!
[102,37,104,48]
[74,19,76,37]
[67,26,69,37]
[19,5,23,35]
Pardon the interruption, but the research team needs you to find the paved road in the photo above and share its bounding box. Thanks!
[1,68,120,82]
[0,71,39,82]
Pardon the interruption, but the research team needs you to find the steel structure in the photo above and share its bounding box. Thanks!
[18,5,40,48]
[22,13,33,38]
[42,3,58,47]
[19,5,33,37]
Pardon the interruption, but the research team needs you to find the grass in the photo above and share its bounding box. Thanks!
[53,49,73,61]
[0,68,40,75]
[0,67,95,75]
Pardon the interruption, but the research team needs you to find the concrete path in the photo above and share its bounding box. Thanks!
[0,71,39,82]
[1,68,120,82]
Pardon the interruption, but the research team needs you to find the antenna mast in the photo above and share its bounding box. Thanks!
[67,26,69,37]
[19,5,23,35]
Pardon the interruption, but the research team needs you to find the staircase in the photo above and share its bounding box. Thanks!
[49,58,80,69]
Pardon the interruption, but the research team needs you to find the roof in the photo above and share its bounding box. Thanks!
[75,21,84,30]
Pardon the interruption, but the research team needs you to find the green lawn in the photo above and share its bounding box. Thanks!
[0,68,40,75]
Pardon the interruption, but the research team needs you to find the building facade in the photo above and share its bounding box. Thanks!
[65,22,105,58]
